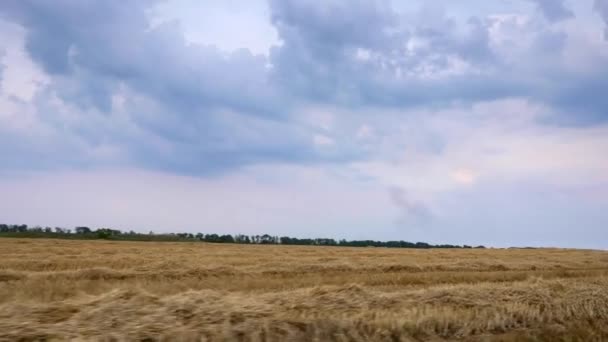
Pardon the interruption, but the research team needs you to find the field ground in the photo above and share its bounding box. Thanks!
[0,239,607,341]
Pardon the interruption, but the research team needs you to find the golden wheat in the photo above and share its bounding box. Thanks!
[0,238,607,341]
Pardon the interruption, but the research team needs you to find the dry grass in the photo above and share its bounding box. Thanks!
[0,239,607,341]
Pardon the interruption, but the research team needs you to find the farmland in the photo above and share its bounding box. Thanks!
[1,238,607,341]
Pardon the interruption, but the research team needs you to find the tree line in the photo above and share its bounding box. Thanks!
[0,224,484,249]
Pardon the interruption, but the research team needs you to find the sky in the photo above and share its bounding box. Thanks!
[1,0,608,249]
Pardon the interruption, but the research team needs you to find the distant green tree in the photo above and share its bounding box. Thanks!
[0,222,476,249]
[75,226,92,234]
[260,234,274,244]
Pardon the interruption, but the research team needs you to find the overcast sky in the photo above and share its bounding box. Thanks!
[1,0,608,248]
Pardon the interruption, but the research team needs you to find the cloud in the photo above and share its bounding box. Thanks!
[595,0,608,39]
[353,98,608,196]
[313,134,334,147]
[268,0,507,107]
[356,124,374,140]
[0,1,331,175]
[267,0,608,125]
[388,187,432,226]
[527,0,574,22]
[0,53,4,87]
[0,1,281,116]
[451,169,476,185]
[0,0,608,178]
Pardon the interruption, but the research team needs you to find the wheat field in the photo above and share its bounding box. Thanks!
[0,239,607,341]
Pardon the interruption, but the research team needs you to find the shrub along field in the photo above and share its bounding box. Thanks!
[0,238,607,341]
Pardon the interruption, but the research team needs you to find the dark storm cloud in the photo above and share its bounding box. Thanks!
[268,0,514,107]
[528,0,574,22]
[0,0,318,175]
[269,0,608,123]
[1,0,608,175]
[0,0,281,116]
